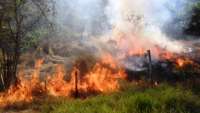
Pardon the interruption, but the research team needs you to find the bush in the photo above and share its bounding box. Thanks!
[160,86,200,113]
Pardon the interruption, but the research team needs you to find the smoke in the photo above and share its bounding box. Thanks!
[55,0,109,36]
[106,0,190,33]
[105,0,190,51]
[52,0,192,70]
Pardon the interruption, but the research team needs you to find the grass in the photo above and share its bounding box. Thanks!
[32,83,200,113]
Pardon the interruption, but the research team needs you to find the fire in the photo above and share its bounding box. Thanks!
[0,29,192,107]
[46,57,126,97]
[175,58,193,67]
[176,58,185,67]
[0,56,126,107]
[79,62,126,93]
[101,53,118,69]
[0,59,45,107]
[46,65,73,97]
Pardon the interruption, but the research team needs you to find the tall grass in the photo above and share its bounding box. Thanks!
[38,83,200,113]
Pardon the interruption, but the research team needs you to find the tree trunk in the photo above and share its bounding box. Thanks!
[0,48,19,91]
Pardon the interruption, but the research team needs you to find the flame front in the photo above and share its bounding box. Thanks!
[0,56,126,107]
[0,59,45,106]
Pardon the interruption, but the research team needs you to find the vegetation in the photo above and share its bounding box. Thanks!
[0,1,200,113]
[185,1,200,36]
[0,0,200,90]
[0,0,55,90]
[1,83,199,113]
[39,84,200,113]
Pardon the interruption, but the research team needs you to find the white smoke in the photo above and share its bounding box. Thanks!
[105,0,190,53]
[55,0,109,36]
[53,0,191,70]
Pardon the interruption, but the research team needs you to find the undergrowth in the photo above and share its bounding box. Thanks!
[37,83,200,113]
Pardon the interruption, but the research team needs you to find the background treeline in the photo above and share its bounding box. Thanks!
[185,1,200,36]
[0,0,55,90]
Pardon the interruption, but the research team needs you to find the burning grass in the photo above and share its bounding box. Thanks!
[2,80,200,113]
[2,83,199,113]
[1,42,200,112]
[0,56,126,107]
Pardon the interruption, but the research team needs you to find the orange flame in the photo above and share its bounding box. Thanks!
[0,56,126,107]
[176,58,193,68]
[0,59,45,107]
[176,58,185,67]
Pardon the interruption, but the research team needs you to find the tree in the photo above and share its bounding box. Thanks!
[185,2,200,36]
[0,0,55,90]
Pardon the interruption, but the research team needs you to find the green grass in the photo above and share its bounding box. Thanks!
[36,83,200,113]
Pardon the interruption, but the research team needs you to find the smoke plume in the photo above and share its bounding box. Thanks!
[51,0,192,70]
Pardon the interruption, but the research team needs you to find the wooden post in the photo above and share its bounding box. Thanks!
[147,50,153,84]
[74,69,79,98]
[0,73,5,90]
[45,79,47,92]
[0,57,5,90]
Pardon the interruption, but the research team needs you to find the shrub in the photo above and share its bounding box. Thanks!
[161,86,200,113]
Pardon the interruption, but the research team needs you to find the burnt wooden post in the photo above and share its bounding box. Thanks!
[0,58,5,89]
[74,69,79,98]
[0,73,5,90]
[45,79,47,92]
[147,50,153,84]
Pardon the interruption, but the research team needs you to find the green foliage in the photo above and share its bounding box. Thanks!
[184,1,200,36]
[37,83,200,113]
[22,28,49,51]
[134,95,155,113]
[16,0,25,5]
[193,2,200,9]
[161,88,200,113]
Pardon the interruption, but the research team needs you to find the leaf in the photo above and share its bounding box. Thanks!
[16,0,22,5]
